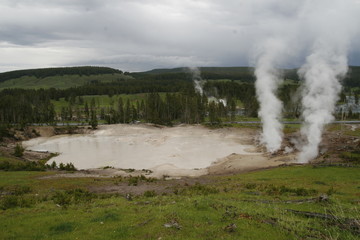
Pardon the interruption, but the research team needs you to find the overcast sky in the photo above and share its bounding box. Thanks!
[0,0,359,72]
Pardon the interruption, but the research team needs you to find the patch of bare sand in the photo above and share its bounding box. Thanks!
[31,126,55,137]
[207,153,297,175]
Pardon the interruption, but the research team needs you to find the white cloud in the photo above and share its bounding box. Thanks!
[0,0,359,72]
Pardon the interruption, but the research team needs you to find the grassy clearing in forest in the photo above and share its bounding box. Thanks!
[0,165,359,239]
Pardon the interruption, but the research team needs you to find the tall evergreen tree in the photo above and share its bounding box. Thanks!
[117,97,124,123]
[84,102,89,121]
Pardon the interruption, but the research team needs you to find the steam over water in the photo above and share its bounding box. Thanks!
[24,125,254,170]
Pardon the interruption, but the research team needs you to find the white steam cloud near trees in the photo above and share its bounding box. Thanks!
[254,0,358,162]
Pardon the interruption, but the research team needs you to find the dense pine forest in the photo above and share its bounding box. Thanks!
[0,66,359,129]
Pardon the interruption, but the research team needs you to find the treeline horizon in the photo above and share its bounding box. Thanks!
[0,82,251,126]
[0,66,124,83]
[0,65,359,87]
[0,66,358,128]
[3,77,352,127]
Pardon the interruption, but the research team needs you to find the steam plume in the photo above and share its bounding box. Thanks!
[297,43,348,163]
[255,39,284,153]
[189,67,227,107]
[295,0,354,163]
[189,67,204,96]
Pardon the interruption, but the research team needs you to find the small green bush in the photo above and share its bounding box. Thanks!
[0,194,34,210]
[143,190,156,197]
[313,181,327,185]
[52,191,72,208]
[58,162,76,171]
[244,183,257,189]
[49,222,75,234]
[13,144,24,157]
[128,176,139,186]
[50,161,57,169]
[261,184,318,196]
[10,185,32,195]
[1,195,19,209]
[52,189,94,208]
[91,211,119,222]
[181,183,219,196]
[327,186,336,196]
[68,188,94,204]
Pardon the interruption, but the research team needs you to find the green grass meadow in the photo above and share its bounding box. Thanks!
[0,165,359,239]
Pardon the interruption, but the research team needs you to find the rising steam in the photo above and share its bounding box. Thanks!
[295,0,354,163]
[189,67,227,106]
[252,0,356,161]
[254,40,285,153]
[189,67,204,96]
[297,44,348,163]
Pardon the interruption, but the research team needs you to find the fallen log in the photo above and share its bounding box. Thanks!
[286,209,360,235]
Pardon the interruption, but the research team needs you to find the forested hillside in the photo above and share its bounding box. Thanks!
[136,66,360,86]
[0,67,131,90]
[0,66,358,128]
[1,66,359,89]
[0,66,123,82]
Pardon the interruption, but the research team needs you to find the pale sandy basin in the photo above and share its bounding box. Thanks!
[23,124,294,178]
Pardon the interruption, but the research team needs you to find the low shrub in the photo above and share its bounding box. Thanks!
[127,175,156,186]
[0,195,19,209]
[91,211,119,222]
[49,222,75,235]
[58,162,77,171]
[263,184,318,196]
[52,188,94,208]
[8,185,32,195]
[0,195,35,210]
[0,160,46,171]
[13,144,24,157]
[128,176,139,186]
[181,183,219,196]
[143,190,157,197]
[244,183,257,189]
[341,151,360,163]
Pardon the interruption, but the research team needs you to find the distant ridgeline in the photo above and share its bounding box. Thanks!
[134,66,360,87]
[0,65,358,87]
[0,66,123,83]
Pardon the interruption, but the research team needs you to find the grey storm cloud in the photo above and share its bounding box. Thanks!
[0,0,359,72]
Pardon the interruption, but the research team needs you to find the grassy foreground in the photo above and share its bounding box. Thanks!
[0,165,359,240]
